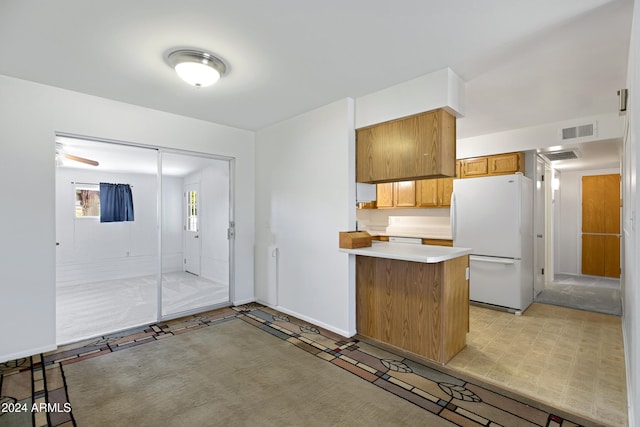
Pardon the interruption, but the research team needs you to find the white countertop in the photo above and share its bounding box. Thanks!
[339,241,472,263]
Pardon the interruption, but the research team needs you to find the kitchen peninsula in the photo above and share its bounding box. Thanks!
[340,242,472,364]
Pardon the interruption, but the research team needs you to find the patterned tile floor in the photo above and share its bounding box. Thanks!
[1,304,597,426]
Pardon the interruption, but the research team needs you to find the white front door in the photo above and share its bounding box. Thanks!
[184,183,201,275]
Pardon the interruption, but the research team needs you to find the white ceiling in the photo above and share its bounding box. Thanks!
[1,0,633,170]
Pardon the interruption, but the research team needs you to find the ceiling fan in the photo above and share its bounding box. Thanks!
[55,143,99,167]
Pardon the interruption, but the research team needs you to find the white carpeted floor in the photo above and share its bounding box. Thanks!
[535,273,621,316]
[56,271,229,344]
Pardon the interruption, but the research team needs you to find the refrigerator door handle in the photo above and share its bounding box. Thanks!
[470,255,516,265]
[450,192,456,242]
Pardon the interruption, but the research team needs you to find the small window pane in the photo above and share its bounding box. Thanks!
[76,188,100,217]
[187,190,198,231]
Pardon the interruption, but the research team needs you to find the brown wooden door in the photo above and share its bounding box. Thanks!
[581,174,620,278]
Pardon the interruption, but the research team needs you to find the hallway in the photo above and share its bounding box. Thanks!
[535,273,621,316]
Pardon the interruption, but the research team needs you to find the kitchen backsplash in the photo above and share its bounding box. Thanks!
[356,208,452,239]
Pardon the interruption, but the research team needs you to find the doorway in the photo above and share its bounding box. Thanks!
[55,136,233,344]
[161,151,231,318]
[184,183,201,276]
[534,151,622,316]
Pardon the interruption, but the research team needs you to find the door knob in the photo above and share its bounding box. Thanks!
[537,234,543,238]
[194,235,199,239]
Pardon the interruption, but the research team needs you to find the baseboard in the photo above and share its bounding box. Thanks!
[622,321,636,427]
[232,298,256,306]
[0,344,57,364]
[272,305,355,338]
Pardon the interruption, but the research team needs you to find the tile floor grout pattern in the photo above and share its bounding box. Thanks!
[0,304,608,427]
[448,304,627,426]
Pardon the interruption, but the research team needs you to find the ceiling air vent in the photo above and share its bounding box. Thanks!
[541,149,581,162]
[560,122,596,141]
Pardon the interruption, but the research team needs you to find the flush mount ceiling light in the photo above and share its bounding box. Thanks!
[168,49,226,87]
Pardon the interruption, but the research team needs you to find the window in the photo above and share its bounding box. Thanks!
[187,190,198,231]
[75,186,100,217]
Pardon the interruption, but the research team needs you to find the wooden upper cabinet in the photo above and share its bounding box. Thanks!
[459,152,524,178]
[395,181,416,207]
[376,182,394,208]
[439,178,454,206]
[356,108,456,183]
[416,177,453,208]
[460,157,488,177]
[416,179,439,208]
[490,152,524,175]
[376,181,416,208]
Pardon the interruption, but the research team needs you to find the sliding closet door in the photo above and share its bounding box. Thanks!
[55,137,159,344]
[160,152,231,318]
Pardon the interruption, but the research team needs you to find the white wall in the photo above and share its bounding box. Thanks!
[162,175,185,272]
[555,168,620,275]
[255,98,356,336]
[457,112,624,158]
[623,1,639,425]
[56,168,163,286]
[355,67,465,128]
[356,207,450,233]
[0,75,255,362]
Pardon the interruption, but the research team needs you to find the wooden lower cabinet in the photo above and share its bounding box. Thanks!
[356,255,469,364]
[376,183,394,208]
[422,239,453,246]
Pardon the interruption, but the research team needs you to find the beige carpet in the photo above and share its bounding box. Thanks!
[64,318,453,426]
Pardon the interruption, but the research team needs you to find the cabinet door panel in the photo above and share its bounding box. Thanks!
[461,158,488,177]
[490,153,522,175]
[439,178,454,207]
[376,183,394,208]
[395,181,416,207]
[356,109,456,183]
[416,180,439,207]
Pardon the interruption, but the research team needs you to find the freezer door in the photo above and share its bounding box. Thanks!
[452,174,522,258]
[469,256,526,310]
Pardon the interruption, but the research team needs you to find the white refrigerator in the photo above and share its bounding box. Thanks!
[451,173,533,312]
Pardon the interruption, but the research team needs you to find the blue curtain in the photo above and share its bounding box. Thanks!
[100,183,135,222]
